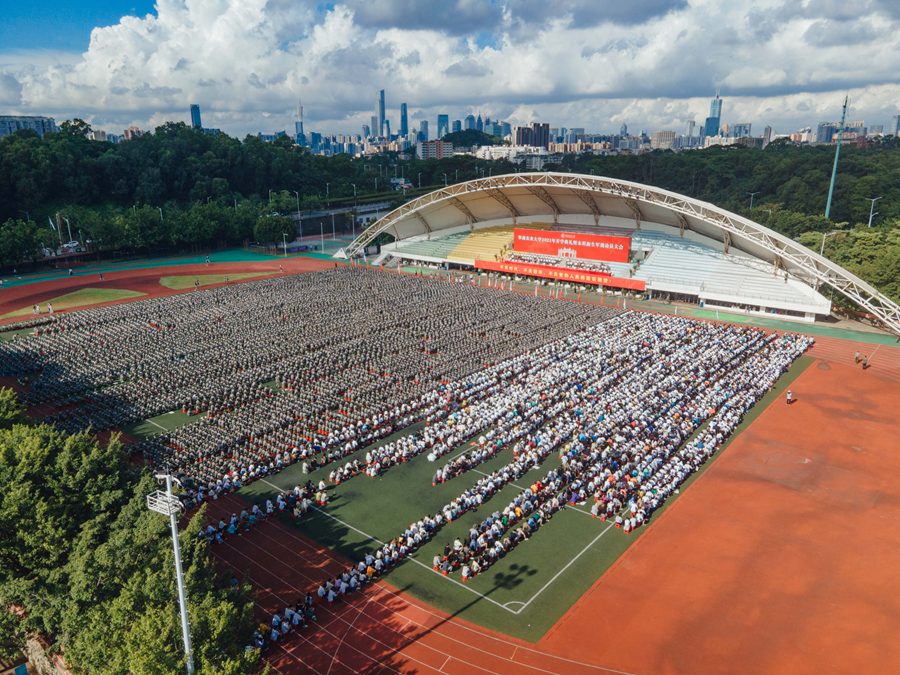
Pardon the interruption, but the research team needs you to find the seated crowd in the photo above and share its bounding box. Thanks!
[506,251,613,275]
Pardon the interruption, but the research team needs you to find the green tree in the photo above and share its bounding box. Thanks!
[0,426,261,674]
[253,214,296,243]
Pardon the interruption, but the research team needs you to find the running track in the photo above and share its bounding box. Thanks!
[204,493,630,675]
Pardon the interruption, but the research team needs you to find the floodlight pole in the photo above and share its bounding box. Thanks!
[148,474,194,675]
[825,95,849,220]
[867,197,882,227]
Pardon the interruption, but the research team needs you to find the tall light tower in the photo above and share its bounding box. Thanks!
[825,95,849,220]
[867,196,882,227]
[147,474,194,675]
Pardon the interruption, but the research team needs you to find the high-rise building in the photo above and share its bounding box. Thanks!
[763,125,773,147]
[384,120,391,138]
[704,91,723,137]
[650,130,676,150]
[869,124,883,135]
[889,116,900,137]
[464,114,476,130]
[362,124,371,137]
[0,115,57,139]
[729,122,751,138]
[416,140,453,159]
[709,91,723,119]
[816,122,838,144]
[620,123,627,136]
[437,114,449,138]
[419,120,429,142]
[294,98,306,146]
[452,120,462,133]
[400,103,408,137]
[123,126,144,140]
[476,114,483,132]
[500,122,511,137]
[685,120,696,137]
[190,104,202,128]
[370,116,379,137]
[530,122,550,149]
[514,126,534,146]
[377,90,386,136]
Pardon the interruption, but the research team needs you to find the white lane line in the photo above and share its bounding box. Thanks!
[513,523,614,615]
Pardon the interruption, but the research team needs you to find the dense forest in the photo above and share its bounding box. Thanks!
[0,390,261,674]
[1,121,899,303]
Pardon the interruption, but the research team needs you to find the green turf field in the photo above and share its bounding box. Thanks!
[2,288,146,318]
[121,409,199,439]
[237,354,815,642]
[159,272,277,290]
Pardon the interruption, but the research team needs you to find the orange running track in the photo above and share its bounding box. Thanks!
[539,358,900,674]
[204,493,626,675]
[0,256,338,324]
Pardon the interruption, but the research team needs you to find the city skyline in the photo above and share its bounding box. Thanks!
[1,1,899,138]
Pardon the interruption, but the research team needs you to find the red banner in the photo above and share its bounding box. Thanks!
[475,260,645,291]
[513,228,630,263]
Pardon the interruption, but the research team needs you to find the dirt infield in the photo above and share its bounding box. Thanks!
[539,358,900,674]
[0,255,338,324]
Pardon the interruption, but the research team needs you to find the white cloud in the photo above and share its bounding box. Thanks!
[0,0,899,137]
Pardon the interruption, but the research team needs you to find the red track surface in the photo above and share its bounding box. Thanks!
[0,256,337,324]
[8,258,900,673]
[205,494,621,675]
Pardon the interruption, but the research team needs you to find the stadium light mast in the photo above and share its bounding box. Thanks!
[825,95,849,220]
[867,197,882,227]
[147,473,194,675]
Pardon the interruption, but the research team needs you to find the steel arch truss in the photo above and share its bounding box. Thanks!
[348,173,900,336]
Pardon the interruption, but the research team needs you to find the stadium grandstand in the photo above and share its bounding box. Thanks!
[341,172,900,334]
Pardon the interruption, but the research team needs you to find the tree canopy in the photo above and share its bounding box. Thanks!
[2,121,899,305]
[0,393,261,674]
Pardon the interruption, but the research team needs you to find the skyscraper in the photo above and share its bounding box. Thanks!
[294,98,306,146]
[464,114,476,130]
[384,120,391,138]
[476,114,483,132]
[620,123,627,136]
[685,120,696,137]
[419,120,428,142]
[514,126,534,146]
[530,122,550,149]
[891,115,900,137]
[437,114,449,138]
[816,122,838,144]
[400,103,408,137]
[377,90,385,136]
[370,116,379,137]
[705,91,723,137]
[190,104,202,128]
[763,125,773,147]
[452,120,462,133]
[500,122,511,137]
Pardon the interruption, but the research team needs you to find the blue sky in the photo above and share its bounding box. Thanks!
[0,1,156,52]
[1,0,898,138]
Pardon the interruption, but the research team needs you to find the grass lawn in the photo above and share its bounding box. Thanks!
[121,409,199,440]
[159,272,277,290]
[2,288,146,318]
[237,354,815,642]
